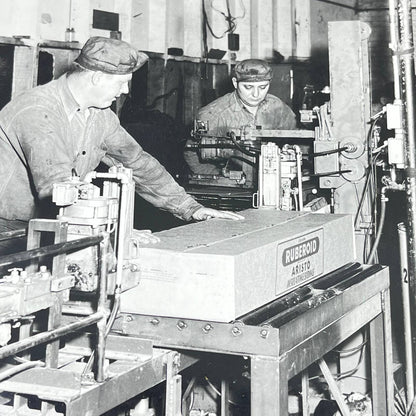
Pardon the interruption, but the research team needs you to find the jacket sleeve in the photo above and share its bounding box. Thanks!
[103,112,202,221]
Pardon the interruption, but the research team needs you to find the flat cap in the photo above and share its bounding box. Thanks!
[234,59,273,82]
[75,36,148,75]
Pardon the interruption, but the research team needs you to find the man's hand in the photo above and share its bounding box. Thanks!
[132,229,160,244]
[192,207,244,221]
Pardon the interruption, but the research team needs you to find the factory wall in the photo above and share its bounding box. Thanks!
[0,0,359,60]
[0,0,383,126]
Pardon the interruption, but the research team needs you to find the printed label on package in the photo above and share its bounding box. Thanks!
[276,229,324,294]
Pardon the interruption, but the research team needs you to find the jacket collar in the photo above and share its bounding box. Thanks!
[57,74,83,121]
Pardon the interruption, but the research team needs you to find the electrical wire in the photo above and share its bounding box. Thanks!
[293,192,299,211]
[227,155,256,167]
[209,0,246,34]
[202,0,231,39]
[229,132,258,157]
[307,332,368,383]
[310,169,352,177]
[367,191,387,263]
[309,146,349,157]
[204,375,249,407]
[333,333,367,354]
[353,117,384,233]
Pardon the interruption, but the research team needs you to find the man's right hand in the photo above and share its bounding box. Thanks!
[132,229,160,245]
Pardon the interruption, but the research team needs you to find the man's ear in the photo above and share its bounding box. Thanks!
[232,77,238,89]
[91,71,103,86]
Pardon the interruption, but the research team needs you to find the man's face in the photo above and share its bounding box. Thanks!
[232,78,270,107]
[91,72,132,108]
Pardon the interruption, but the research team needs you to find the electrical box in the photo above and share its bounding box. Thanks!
[121,210,355,322]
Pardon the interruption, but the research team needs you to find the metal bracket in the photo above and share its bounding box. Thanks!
[50,275,75,292]
[318,358,350,416]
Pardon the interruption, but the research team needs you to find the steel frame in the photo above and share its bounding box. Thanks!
[114,266,393,415]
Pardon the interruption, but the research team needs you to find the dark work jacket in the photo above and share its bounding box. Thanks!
[0,74,201,221]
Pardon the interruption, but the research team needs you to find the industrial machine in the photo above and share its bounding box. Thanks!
[0,15,408,416]
[185,123,317,212]
[0,158,393,415]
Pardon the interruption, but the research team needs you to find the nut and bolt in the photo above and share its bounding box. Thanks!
[177,320,187,330]
[150,318,160,326]
[231,326,242,336]
[124,314,133,323]
[260,328,269,338]
[203,323,213,333]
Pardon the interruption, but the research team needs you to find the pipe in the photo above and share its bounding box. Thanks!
[398,223,415,406]
[81,169,133,379]
[83,168,131,289]
[0,229,26,242]
[0,312,103,360]
[309,146,349,157]
[367,188,388,264]
[294,145,303,210]
[367,179,405,263]
[229,132,258,157]
[0,360,45,382]
[396,0,416,385]
[389,0,402,101]
[258,143,264,208]
[0,235,103,268]
[96,233,110,382]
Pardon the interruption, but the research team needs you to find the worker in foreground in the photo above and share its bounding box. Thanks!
[0,36,242,254]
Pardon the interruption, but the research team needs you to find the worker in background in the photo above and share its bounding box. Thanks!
[0,36,243,254]
[185,58,297,175]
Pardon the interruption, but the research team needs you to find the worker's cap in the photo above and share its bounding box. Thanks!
[234,59,273,82]
[75,36,148,75]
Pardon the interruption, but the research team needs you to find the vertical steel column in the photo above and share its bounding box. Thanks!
[250,355,282,416]
[369,290,394,415]
[394,0,416,384]
[398,223,414,405]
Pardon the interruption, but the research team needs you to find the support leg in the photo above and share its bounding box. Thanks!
[369,289,394,416]
[251,355,282,416]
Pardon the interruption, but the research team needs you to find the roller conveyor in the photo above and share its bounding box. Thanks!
[239,262,384,327]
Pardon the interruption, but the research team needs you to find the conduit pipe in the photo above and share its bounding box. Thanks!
[398,223,415,406]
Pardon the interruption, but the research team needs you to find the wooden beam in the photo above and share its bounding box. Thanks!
[273,0,294,59]
[12,45,38,98]
[294,0,311,59]
[183,0,203,57]
[250,0,274,59]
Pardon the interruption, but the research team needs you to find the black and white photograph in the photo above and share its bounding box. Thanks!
[0,0,413,415]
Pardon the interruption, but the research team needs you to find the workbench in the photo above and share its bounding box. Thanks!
[115,262,394,416]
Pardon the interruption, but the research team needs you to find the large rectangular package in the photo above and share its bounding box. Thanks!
[121,210,355,322]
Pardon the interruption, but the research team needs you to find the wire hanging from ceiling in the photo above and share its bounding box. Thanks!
[202,0,246,39]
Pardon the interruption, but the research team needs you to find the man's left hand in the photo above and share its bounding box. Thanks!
[192,207,244,221]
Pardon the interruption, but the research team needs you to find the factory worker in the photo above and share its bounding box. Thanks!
[185,58,297,174]
[0,36,243,254]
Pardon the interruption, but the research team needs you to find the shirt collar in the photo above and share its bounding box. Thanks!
[57,74,83,121]
[230,90,269,113]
